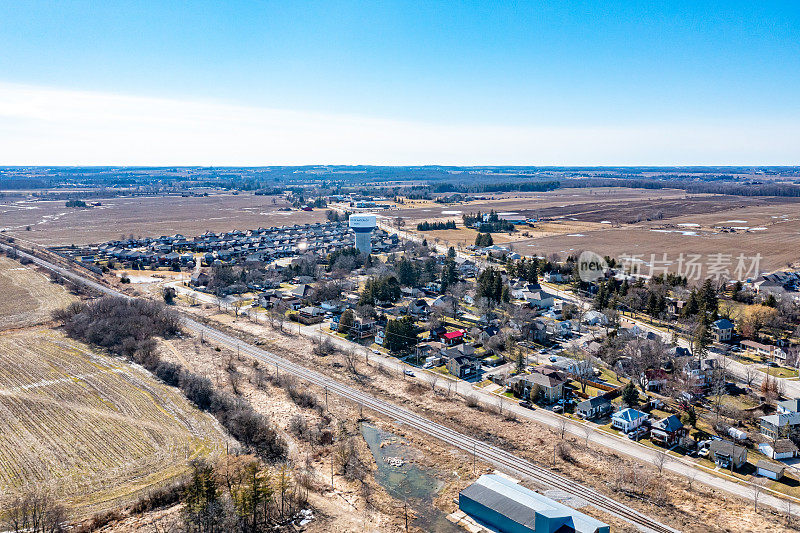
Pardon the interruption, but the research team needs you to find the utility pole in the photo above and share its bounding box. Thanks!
[472,443,476,475]
[325,386,328,410]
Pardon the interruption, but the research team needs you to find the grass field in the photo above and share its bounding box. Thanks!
[0,329,227,516]
[0,193,328,246]
[0,255,76,330]
[392,188,800,271]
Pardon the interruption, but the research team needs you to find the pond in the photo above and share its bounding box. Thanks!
[361,423,461,533]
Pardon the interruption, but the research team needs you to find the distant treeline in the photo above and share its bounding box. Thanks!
[433,180,561,193]
[560,178,800,197]
[416,220,456,231]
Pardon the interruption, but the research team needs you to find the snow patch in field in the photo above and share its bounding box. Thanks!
[677,223,700,227]
[567,233,586,237]
[498,212,518,215]
[600,220,612,224]
[441,210,462,215]
[721,220,748,223]
[751,227,767,231]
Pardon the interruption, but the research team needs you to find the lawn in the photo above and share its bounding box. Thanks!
[757,366,799,379]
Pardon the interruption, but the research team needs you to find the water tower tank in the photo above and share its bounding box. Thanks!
[349,213,377,254]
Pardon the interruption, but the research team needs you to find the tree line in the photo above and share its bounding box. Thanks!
[416,220,456,231]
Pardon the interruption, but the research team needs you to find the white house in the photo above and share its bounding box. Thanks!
[611,408,648,433]
[758,439,799,460]
[582,310,608,326]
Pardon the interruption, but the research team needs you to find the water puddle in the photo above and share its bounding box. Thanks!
[361,423,460,532]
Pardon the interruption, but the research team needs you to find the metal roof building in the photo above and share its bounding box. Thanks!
[459,474,609,533]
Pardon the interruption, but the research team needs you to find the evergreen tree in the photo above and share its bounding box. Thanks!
[621,381,640,407]
[338,309,354,334]
[384,316,418,353]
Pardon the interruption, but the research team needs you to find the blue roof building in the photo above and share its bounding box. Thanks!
[459,474,609,533]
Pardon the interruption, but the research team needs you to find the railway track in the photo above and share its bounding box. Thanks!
[1,242,678,533]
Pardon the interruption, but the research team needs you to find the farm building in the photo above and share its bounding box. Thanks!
[459,474,609,533]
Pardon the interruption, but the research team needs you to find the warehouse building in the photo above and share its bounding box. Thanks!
[459,474,609,533]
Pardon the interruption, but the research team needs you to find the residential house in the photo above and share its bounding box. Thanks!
[777,399,800,415]
[576,396,612,420]
[416,341,445,359]
[758,439,799,460]
[650,415,687,447]
[190,271,210,287]
[441,330,465,347]
[522,319,548,343]
[350,317,377,339]
[543,271,569,283]
[546,320,572,338]
[611,408,649,433]
[742,340,787,363]
[446,355,480,379]
[508,370,567,404]
[407,299,430,317]
[582,310,608,326]
[759,411,800,440]
[710,319,733,342]
[683,358,716,389]
[291,284,311,300]
[431,294,457,311]
[521,289,555,309]
[709,440,748,470]
[298,306,324,325]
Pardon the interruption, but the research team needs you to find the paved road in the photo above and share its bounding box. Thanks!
[0,242,677,533]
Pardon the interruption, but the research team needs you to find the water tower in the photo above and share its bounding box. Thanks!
[348,213,377,254]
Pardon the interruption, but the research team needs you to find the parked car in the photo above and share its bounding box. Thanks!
[403,369,415,377]
[519,401,534,409]
[549,356,558,362]
[552,405,564,413]
[628,427,648,440]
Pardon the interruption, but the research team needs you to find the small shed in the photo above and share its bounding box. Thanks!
[756,460,785,481]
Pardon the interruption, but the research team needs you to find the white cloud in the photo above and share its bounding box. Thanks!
[0,82,796,165]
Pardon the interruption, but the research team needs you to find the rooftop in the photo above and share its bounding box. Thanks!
[459,474,609,533]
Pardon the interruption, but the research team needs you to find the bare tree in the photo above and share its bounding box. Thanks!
[753,478,766,511]
[744,365,758,387]
[652,451,670,475]
[426,372,439,393]
[5,490,66,533]
[581,423,593,448]
[342,346,359,375]
[556,416,569,440]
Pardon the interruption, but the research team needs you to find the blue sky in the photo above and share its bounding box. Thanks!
[0,1,798,164]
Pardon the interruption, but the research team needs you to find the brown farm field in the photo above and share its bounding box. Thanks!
[392,188,800,272]
[0,255,76,330]
[0,328,227,517]
[0,193,328,246]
